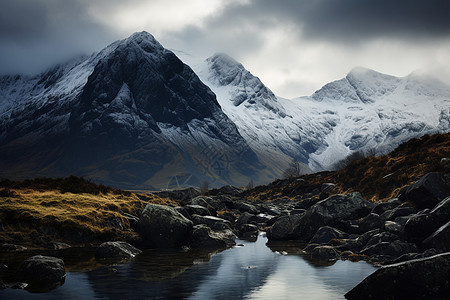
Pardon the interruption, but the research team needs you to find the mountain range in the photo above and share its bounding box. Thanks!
[1,31,449,189]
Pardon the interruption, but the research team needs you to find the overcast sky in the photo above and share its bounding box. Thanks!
[1,0,450,98]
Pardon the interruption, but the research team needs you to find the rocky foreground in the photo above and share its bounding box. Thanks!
[1,172,449,297]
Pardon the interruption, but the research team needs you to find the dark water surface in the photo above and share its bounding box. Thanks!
[1,233,376,299]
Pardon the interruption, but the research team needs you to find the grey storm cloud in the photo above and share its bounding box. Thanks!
[201,0,450,42]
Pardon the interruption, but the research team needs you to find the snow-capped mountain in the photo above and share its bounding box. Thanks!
[0,32,269,189]
[1,31,449,189]
[180,54,450,172]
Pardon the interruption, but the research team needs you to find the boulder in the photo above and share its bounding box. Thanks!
[345,253,450,300]
[365,232,399,248]
[310,245,340,260]
[398,172,450,210]
[310,226,347,244]
[18,255,65,292]
[380,205,417,222]
[358,213,382,233]
[138,204,193,248]
[183,204,211,216]
[423,221,450,251]
[266,214,303,240]
[371,198,402,215]
[191,215,232,231]
[190,225,236,249]
[95,241,142,260]
[235,212,254,230]
[292,193,374,241]
[238,224,259,239]
[383,221,403,235]
[404,196,450,244]
[361,240,419,258]
[236,202,259,214]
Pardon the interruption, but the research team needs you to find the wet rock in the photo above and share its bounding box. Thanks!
[398,172,450,210]
[185,196,217,215]
[0,243,27,252]
[310,226,347,244]
[337,229,381,252]
[219,211,237,223]
[358,213,382,233]
[310,245,340,260]
[95,241,142,260]
[381,205,417,222]
[235,212,254,230]
[290,209,306,215]
[191,215,232,231]
[174,206,191,220]
[183,204,211,216]
[46,242,71,250]
[238,224,259,239]
[383,221,403,235]
[295,197,320,210]
[138,204,193,248]
[237,202,258,214]
[190,225,236,249]
[345,252,450,300]
[423,221,450,251]
[291,193,375,241]
[404,196,450,244]
[266,214,303,240]
[361,240,419,258]
[365,232,399,248]
[18,255,65,292]
[371,198,402,215]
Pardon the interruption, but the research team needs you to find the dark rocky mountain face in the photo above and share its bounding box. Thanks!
[0,32,263,189]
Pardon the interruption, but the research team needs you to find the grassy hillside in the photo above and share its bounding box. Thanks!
[0,176,176,247]
[245,133,450,202]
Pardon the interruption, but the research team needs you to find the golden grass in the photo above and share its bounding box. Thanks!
[245,133,450,202]
[0,187,178,247]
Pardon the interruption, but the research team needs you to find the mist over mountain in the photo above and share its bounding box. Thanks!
[1,31,449,188]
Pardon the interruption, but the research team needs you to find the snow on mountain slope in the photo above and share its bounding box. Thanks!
[179,52,450,172]
[0,32,267,188]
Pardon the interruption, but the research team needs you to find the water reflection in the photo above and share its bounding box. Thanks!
[0,234,376,299]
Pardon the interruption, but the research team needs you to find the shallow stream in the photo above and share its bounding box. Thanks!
[0,233,376,299]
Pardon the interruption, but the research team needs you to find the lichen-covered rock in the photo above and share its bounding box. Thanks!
[18,255,65,292]
[138,204,193,248]
[95,241,142,260]
[345,253,450,299]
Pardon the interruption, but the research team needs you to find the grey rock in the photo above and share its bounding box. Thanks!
[398,172,450,210]
[358,213,383,233]
[310,245,340,260]
[371,198,401,215]
[383,221,403,235]
[191,215,232,231]
[138,204,193,248]
[18,255,65,292]
[361,240,419,258]
[345,252,450,300]
[310,226,347,244]
[95,241,142,260]
[404,196,450,244]
[183,204,211,216]
[190,225,236,249]
[423,221,450,251]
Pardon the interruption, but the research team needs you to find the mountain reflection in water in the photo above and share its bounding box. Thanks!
[1,233,376,299]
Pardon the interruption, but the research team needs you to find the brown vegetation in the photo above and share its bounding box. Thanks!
[0,176,177,247]
[245,133,450,202]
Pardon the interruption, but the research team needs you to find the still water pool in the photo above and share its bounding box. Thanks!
[1,233,376,299]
